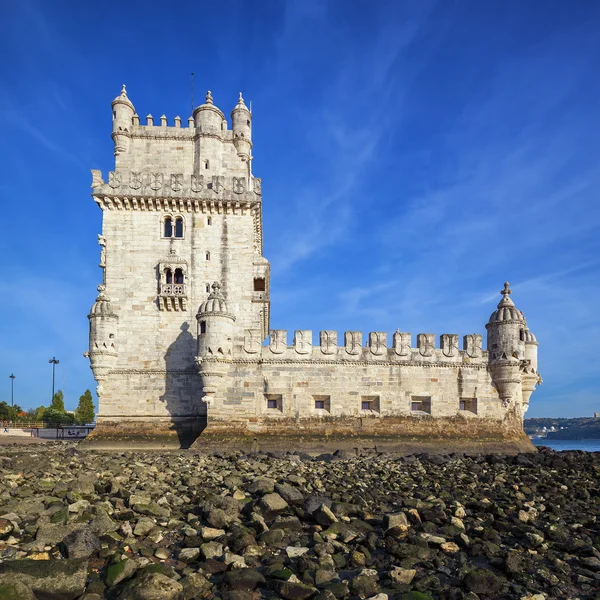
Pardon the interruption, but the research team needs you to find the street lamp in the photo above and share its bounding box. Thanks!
[9,374,15,408]
[49,357,59,403]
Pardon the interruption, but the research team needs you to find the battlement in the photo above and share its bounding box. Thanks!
[239,329,485,363]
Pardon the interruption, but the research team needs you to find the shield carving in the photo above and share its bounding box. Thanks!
[244,329,261,354]
[129,172,142,190]
[191,174,204,193]
[149,173,163,191]
[320,330,337,355]
[417,333,435,357]
[393,331,411,356]
[269,330,287,354]
[108,171,122,188]
[171,174,183,192]
[464,334,483,358]
[212,175,224,193]
[441,334,459,357]
[344,331,362,356]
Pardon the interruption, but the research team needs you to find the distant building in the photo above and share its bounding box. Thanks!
[84,87,541,451]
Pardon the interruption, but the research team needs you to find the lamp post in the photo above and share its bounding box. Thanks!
[9,374,15,408]
[49,357,59,403]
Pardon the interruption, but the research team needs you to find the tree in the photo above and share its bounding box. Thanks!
[43,407,74,426]
[34,406,46,421]
[51,390,65,412]
[75,390,95,425]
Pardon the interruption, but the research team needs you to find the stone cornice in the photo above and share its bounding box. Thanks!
[232,359,490,369]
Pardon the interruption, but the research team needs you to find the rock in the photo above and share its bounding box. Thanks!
[106,558,138,586]
[350,575,378,599]
[200,526,225,540]
[275,483,304,505]
[120,572,183,600]
[200,541,224,559]
[207,508,237,528]
[0,558,88,600]
[464,568,504,594]
[313,504,338,526]
[400,593,435,600]
[62,527,102,559]
[180,572,212,600]
[260,493,289,512]
[419,532,446,545]
[247,477,276,494]
[304,496,332,515]
[389,567,417,584]
[286,546,310,558]
[580,556,600,571]
[272,580,318,600]
[385,513,408,530]
[224,568,266,590]
[0,519,14,539]
[366,595,388,600]
[179,547,200,563]
[440,542,460,554]
[0,581,37,600]
[315,569,338,587]
[134,517,156,537]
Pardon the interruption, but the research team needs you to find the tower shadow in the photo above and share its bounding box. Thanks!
[159,322,206,448]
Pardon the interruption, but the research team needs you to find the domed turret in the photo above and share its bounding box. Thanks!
[87,285,119,379]
[486,282,526,361]
[193,91,226,135]
[520,318,540,412]
[231,92,252,159]
[111,85,135,155]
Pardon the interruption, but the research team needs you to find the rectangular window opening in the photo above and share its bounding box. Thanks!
[459,398,478,414]
[254,277,266,292]
[313,395,330,412]
[361,395,380,413]
[411,396,432,414]
[265,394,283,412]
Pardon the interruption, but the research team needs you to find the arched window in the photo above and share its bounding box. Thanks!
[200,321,206,334]
[204,160,209,170]
[205,251,210,261]
[174,217,183,238]
[174,268,184,285]
[164,217,173,237]
[205,284,210,293]
[207,216,212,226]
[165,268,173,284]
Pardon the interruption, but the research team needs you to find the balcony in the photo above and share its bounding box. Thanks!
[159,283,187,311]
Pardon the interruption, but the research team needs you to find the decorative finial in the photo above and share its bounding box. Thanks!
[121,84,127,95]
[501,282,511,297]
[209,281,224,299]
[206,90,213,105]
[238,92,244,103]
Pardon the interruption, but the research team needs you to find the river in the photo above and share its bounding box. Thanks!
[532,438,600,452]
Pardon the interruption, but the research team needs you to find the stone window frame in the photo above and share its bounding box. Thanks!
[361,395,380,413]
[459,398,478,415]
[161,214,185,239]
[265,394,283,412]
[312,395,331,413]
[411,396,432,415]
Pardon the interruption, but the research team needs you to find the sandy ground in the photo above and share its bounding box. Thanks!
[0,434,51,445]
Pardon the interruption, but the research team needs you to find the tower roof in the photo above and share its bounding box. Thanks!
[198,282,231,315]
[111,84,134,110]
[487,282,525,324]
[89,285,117,317]
[193,90,225,119]
[231,92,249,113]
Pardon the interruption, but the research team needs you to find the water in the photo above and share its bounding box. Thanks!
[531,438,600,452]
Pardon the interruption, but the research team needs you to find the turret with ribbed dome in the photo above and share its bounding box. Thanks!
[193,90,226,134]
[87,284,118,379]
[231,92,252,159]
[111,85,135,156]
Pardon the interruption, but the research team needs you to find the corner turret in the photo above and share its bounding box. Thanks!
[231,92,252,159]
[193,91,226,135]
[111,85,135,155]
[520,320,540,412]
[87,285,118,379]
[195,282,235,407]
[486,282,532,411]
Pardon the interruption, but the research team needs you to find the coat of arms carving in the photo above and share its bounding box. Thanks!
[294,330,312,355]
[149,173,163,191]
[369,332,387,356]
[91,170,104,188]
[320,330,337,355]
[344,331,362,356]
[233,177,246,194]
[171,174,183,192]
[212,175,224,193]
[244,329,261,354]
[464,334,483,358]
[269,330,287,354]
[441,334,459,357]
[191,174,204,193]
[108,171,122,188]
[253,177,262,195]
[417,333,435,357]
[129,172,142,190]
[392,331,411,356]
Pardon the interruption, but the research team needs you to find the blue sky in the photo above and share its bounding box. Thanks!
[0,0,598,417]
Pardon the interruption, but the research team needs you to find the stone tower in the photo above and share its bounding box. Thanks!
[85,86,269,448]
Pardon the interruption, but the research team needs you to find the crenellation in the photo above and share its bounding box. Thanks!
[85,86,540,450]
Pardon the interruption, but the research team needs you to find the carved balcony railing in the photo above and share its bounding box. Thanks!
[160,283,187,297]
[252,290,269,302]
[158,284,187,311]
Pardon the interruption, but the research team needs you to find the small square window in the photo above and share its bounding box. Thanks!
[459,398,477,414]
[265,394,282,412]
[361,395,380,412]
[411,396,431,414]
[313,395,330,412]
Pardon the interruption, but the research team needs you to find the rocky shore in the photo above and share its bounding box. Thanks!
[0,444,598,600]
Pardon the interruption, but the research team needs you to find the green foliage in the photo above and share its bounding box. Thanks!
[43,407,74,426]
[34,406,46,421]
[51,390,65,412]
[0,402,23,422]
[74,390,95,424]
